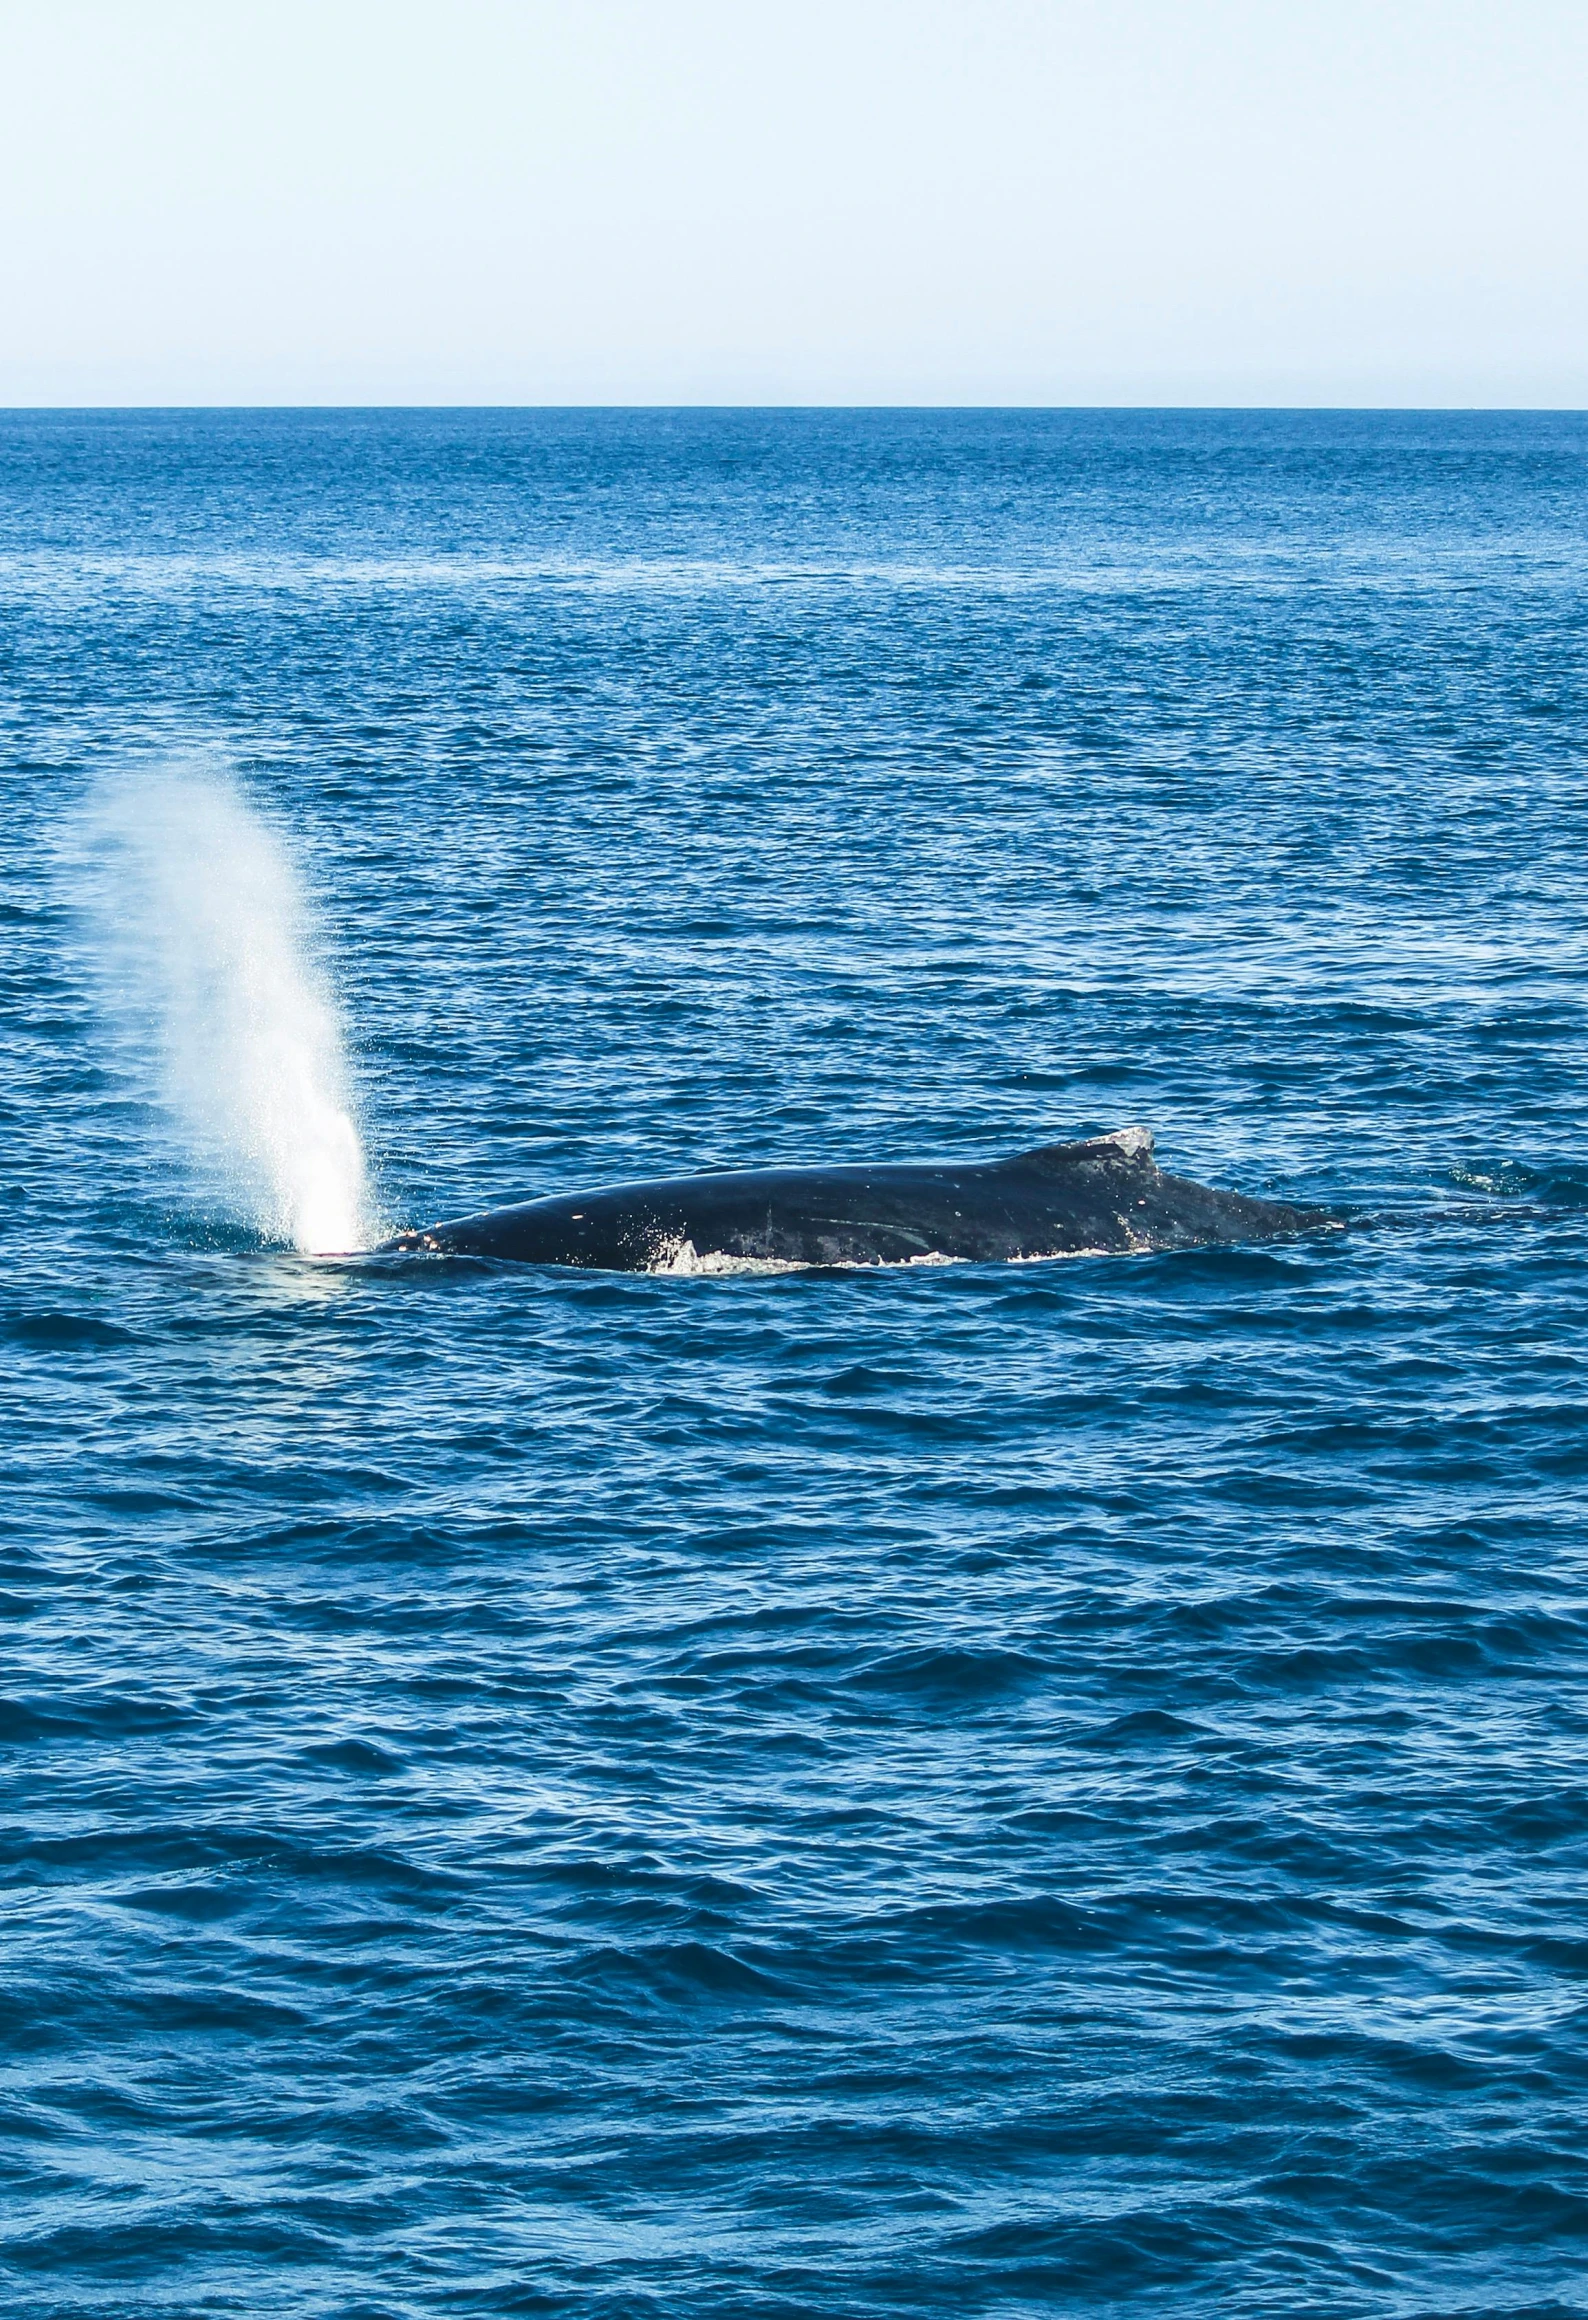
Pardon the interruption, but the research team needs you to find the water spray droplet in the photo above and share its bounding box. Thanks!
[84,763,374,1254]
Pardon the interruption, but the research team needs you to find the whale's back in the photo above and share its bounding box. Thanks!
[380,1127,1333,1271]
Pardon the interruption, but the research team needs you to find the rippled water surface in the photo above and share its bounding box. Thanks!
[4,409,1588,2316]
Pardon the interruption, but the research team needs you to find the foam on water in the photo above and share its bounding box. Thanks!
[82,764,373,1254]
[649,1238,807,1274]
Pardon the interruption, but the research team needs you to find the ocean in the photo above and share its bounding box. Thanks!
[3,407,1587,2316]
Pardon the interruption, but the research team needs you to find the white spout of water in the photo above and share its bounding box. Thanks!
[89,767,374,1254]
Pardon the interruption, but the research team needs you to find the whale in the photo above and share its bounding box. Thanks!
[379,1127,1335,1273]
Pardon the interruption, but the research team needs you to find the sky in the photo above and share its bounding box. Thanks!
[0,0,1583,407]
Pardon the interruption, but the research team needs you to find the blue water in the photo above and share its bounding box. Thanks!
[5,409,1588,2317]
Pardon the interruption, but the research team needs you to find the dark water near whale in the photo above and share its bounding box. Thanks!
[4,409,1588,2316]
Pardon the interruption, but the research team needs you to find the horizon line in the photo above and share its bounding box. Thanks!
[2,400,1584,417]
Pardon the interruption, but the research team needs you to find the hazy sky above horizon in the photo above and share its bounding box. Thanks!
[1,0,1583,407]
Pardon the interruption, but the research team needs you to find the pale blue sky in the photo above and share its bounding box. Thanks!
[1,0,1582,405]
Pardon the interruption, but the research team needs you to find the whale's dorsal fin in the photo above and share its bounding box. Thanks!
[1007,1125,1157,1173]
